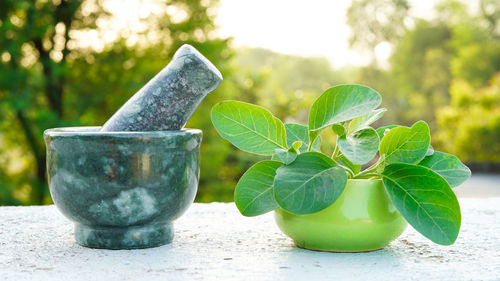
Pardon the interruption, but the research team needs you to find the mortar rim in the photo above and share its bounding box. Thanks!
[44,126,202,138]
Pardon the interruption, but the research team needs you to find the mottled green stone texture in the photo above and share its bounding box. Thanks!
[101,44,222,132]
[44,127,201,249]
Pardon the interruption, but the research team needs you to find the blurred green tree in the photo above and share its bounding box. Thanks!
[0,0,86,204]
[433,0,500,162]
[346,0,412,126]
[0,0,231,205]
[347,0,500,163]
[390,20,452,127]
[233,48,349,121]
[347,0,410,66]
[436,74,500,162]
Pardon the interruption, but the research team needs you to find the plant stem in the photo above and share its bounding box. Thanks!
[331,143,339,159]
[356,163,377,177]
[335,161,354,178]
[307,130,318,152]
[353,156,385,179]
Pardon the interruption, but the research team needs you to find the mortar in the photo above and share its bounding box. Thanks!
[44,127,201,249]
[44,44,220,249]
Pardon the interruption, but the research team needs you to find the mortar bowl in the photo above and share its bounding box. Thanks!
[44,127,201,249]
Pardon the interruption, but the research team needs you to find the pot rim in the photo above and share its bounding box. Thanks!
[44,126,202,138]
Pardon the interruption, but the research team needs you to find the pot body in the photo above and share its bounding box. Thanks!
[274,179,407,252]
[44,127,201,249]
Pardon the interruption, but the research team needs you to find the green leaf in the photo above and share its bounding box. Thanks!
[271,142,301,164]
[337,154,362,174]
[211,101,287,155]
[274,149,297,165]
[234,161,283,216]
[312,136,322,152]
[426,145,435,156]
[274,152,348,215]
[419,151,471,188]
[308,130,322,151]
[308,85,381,132]
[348,108,387,134]
[382,163,461,245]
[331,124,346,136]
[376,125,399,140]
[337,127,380,165]
[291,141,303,152]
[285,123,321,153]
[379,121,430,164]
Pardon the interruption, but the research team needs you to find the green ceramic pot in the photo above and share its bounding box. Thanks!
[274,179,407,252]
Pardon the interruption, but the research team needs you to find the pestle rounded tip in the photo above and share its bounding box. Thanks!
[174,44,223,82]
[101,44,223,132]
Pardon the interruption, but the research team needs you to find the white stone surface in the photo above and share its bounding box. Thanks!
[0,199,499,281]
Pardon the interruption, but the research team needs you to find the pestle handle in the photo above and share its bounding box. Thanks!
[101,44,223,132]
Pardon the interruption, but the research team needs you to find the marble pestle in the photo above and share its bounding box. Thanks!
[101,44,223,132]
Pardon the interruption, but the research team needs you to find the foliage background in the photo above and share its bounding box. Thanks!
[0,0,499,205]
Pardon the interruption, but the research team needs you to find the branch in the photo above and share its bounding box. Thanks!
[14,110,44,169]
[55,0,82,62]
[15,109,47,204]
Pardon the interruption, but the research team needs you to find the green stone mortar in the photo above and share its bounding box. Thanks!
[44,127,201,249]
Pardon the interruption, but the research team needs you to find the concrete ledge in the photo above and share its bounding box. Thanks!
[0,199,499,281]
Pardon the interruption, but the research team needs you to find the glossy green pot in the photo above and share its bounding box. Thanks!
[274,179,407,252]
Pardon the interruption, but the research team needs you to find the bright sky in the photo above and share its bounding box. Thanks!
[216,0,438,68]
[99,0,440,68]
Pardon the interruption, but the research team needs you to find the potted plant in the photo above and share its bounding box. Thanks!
[211,84,471,252]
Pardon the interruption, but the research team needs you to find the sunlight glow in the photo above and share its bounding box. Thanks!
[85,0,442,68]
[216,0,368,68]
[216,0,441,68]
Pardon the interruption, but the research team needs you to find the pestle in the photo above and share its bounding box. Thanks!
[101,44,223,132]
